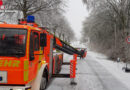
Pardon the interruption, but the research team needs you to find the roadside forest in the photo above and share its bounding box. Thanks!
[82,0,130,61]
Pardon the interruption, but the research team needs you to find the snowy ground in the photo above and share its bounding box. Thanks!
[89,51,130,89]
[46,51,130,90]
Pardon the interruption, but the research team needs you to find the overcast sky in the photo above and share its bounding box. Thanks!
[64,0,88,40]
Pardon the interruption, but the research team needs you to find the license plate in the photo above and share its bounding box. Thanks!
[0,71,7,83]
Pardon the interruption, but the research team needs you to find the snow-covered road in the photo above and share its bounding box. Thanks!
[46,51,130,90]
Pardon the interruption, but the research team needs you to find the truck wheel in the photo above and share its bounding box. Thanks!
[40,72,47,90]
[55,56,59,74]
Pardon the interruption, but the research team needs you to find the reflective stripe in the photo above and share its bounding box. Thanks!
[39,55,43,61]
[24,70,29,81]
[0,60,21,67]
[24,60,29,81]
[24,60,29,70]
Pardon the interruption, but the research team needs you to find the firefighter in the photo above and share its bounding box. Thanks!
[80,49,84,59]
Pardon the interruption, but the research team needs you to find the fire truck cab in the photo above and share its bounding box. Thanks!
[0,18,51,90]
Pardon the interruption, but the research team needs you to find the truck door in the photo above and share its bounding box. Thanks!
[29,31,40,80]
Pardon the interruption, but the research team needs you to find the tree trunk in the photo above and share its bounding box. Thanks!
[23,0,27,19]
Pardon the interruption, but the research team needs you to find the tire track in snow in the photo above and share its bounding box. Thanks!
[86,54,129,90]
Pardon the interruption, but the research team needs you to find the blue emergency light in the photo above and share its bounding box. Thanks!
[0,76,2,81]
[27,15,35,23]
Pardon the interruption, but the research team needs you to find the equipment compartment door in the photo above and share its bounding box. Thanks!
[49,38,53,77]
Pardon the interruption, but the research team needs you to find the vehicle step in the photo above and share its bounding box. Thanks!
[52,74,70,78]
[62,62,70,65]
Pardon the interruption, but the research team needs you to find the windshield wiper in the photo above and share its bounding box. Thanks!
[13,48,25,57]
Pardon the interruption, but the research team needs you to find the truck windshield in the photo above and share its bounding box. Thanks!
[0,28,27,57]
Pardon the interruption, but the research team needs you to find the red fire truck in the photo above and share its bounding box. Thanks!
[0,16,86,90]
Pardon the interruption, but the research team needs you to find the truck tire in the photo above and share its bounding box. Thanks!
[55,56,59,74]
[40,71,47,90]
[58,58,62,72]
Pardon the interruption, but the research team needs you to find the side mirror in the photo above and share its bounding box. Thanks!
[40,33,47,47]
[53,37,56,46]
[30,32,35,61]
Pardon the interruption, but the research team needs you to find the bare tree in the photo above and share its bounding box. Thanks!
[4,0,63,18]
[2,0,75,43]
